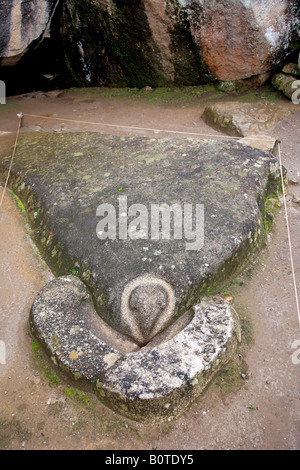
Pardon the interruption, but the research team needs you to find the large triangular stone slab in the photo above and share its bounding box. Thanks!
[0,132,282,422]
[1,132,280,344]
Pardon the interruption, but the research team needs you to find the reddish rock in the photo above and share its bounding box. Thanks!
[0,0,299,87]
[187,0,300,82]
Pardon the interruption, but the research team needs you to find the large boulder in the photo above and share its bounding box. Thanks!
[58,0,211,88]
[59,0,300,87]
[0,132,281,345]
[0,131,282,422]
[185,0,300,82]
[0,0,60,66]
[0,0,299,88]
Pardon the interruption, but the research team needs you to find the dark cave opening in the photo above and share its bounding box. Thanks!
[0,1,66,97]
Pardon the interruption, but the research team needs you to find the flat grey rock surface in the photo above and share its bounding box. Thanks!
[30,274,241,423]
[0,131,283,422]
[202,101,291,137]
[1,132,281,345]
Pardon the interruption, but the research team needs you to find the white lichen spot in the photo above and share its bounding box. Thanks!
[38,309,46,319]
[264,26,280,49]
[103,353,120,367]
[70,326,81,335]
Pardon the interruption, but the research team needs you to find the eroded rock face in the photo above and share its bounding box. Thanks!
[59,0,210,87]
[185,0,300,82]
[0,0,60,66]
[0,0,299,87]
[58,0,300,87]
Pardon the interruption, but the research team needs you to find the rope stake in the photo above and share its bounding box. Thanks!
[277,141,300,328]
[0,113,23,209]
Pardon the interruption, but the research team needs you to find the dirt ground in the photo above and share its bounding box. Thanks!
[0,86,299,451]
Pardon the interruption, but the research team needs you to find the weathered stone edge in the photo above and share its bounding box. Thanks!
[29,274,241,424]
[1,158,281,324]
[29,275,124,383]
[202,105,245,137]
[95,299,242,424]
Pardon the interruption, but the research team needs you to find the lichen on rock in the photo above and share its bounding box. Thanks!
[0,131,283,422]
[1,0,299,89]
